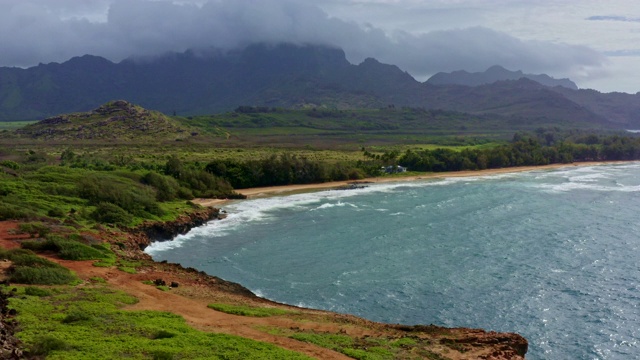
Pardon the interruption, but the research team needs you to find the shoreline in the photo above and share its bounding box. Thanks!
[194,160,633,207]
[134,159,631,358]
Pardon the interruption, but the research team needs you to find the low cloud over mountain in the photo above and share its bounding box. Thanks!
[1,0,605,81]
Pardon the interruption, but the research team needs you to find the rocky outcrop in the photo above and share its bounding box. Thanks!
[129,207,222,249]
[395,324,528,359]
[0,288,22,359]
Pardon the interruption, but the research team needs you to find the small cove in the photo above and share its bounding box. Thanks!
[148,163,640,360]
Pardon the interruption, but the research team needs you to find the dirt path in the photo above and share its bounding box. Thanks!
[0,221,352,360]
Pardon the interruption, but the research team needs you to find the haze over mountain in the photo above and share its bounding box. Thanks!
[1,43,639,129]
[2,0,612,90]
[427,66,579,90]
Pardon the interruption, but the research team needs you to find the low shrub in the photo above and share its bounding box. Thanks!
[17,222,50,238]
[57,241,110,261]
[0,160,20,171]
[62,309,93,324]
[28,336,69,356]
[47,208,66,218]
[152,330,176,339]
[207,303,291,317]
[11,266,77,285]
[21,239,58,252]
[22,236,112,261]
[151,350,175,360]
[0,203,34,220]
[0,249,78,285]
[90,202,133,226]
[24,286,52,297]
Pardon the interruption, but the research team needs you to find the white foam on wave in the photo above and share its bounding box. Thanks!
[311,201,358,211]
[145,221,221,254]
[539,182,640,193]
[146,170,550,254]
[527,163,640,193]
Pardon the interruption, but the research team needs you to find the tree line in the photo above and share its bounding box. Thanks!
[204,154,366,189]
[397,131,640,172]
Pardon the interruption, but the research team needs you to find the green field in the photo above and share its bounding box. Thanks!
[0,121,37,130]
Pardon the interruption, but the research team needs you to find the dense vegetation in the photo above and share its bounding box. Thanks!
[0,149,242,227]
[205,153,367,189]
[396,129,640,172]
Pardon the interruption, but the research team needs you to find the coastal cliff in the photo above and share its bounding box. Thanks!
[113,206,528,359]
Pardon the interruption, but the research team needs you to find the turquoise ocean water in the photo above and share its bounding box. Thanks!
[147,163,640,359]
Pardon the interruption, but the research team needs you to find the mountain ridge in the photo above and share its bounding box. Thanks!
[427,65,579,90]
[0,43,637,128]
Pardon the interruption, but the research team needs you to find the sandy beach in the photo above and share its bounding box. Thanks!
[194,161,631,207]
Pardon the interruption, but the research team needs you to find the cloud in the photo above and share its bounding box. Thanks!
[0,0,606,81]
[587,15,640,22]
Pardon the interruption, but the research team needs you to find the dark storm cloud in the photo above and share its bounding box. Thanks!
[0,0,605,79]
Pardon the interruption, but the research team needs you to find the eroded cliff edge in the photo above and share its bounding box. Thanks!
[115,206,528,359]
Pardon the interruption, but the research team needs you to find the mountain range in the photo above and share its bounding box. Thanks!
[426,65,578,89]
[1,43,639,129]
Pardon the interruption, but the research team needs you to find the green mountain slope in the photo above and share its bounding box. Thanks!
[0,43,632,130]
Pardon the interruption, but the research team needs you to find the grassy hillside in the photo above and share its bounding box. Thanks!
[13,100,195,143]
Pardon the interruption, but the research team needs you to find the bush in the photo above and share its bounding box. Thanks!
[152,351,175,360]
[59,242,109,260]
[78,173,163,217]
[90,202,133,226]
[17,222,50,238]
[0,160,20,170]
[142,172,181,201]
[11,266,77,285]
[2,249,78,285]
[21,239,58,252]
[25,286,52,297]
[22,236,111,261]
[62,309,93,324]
[9,251,60,268]
[28,336,69,356]
[153,330,177,339]
[47,208,66,218]
[0,202,34,220]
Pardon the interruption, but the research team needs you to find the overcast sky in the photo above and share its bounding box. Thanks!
[2,0,639,93]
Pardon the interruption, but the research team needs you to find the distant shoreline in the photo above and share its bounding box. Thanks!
[194,160,634,207]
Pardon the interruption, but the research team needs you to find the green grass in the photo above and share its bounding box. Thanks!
[287,331,437,360]
[0,121,37,130]
[290,332,394,360]
[10,285,313,359]
[207,303,293,317]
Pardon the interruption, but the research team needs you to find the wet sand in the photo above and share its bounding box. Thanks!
[194,161,632,207]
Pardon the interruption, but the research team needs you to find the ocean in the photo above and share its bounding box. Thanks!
[146,163,640,359]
